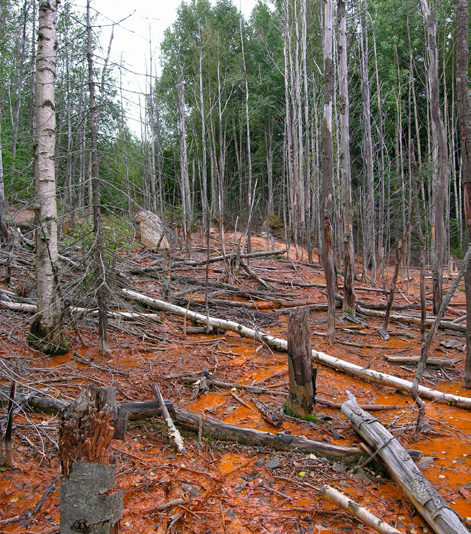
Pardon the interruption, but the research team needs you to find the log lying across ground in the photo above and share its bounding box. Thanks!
[116,400,362,459]
[357,304,466,333]
[5,391,361,460]
[122,289,471,409]
[342,393,469,534]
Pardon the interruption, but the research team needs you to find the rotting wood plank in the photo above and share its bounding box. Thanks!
[122,289,471,409]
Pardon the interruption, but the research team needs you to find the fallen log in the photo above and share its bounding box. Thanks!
[138,403,361,459]
[172,248,287,269]
[320,485,403,534]
[385,355,455,367]
[357,304,466,333]
[122,289,471,409]
[341,393,468,534]
[9,391,360,459]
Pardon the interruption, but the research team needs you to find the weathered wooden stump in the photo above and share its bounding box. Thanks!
[59,385,123,534]
[287,307,316,416]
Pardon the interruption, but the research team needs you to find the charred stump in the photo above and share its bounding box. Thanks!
[287,307,316,416]
[59,385,122,534]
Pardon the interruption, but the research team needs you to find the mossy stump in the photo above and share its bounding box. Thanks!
[27,315,69,356]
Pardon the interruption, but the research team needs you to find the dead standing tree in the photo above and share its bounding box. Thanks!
[421,0,448,314]
[456,0,471,388]
[287,307,316,417]
[86,0,109,355]
[322,0,337,343]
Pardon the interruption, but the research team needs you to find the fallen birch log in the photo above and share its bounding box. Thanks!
[385,355,455,367]
[320,485,403,534]
[341,393,468,534]
[0,299,163,322]
[122,289,471,409]
[357,305,466,333]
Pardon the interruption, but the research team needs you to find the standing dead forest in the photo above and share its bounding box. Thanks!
[0,0,470,533]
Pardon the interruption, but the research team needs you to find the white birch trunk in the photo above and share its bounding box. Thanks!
[28,0,67,356]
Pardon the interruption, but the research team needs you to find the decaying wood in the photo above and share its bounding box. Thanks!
[114,401,361,458]
[3,381,16,467]
[59,385,117,477]
[252,398,283,427]
[171,248,286,268]
[342,393,469,534]
[320,485,402,534]
[122,289,471,408]
[150,382,186,455]
[385,355,455,367]
[287,307,315,416]
[59,385,122,534]
[357,304,466,333]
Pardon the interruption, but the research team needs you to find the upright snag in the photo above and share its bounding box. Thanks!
[287,307,316,417]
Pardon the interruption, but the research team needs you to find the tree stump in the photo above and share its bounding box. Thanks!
[59,385,122,534]
[287,307,316,416]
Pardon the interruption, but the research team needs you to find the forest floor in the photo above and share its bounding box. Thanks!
[0,228,470,534]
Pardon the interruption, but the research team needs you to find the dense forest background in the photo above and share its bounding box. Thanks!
[0,0,467,278]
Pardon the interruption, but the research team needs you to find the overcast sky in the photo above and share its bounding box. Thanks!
[74,0,259,135]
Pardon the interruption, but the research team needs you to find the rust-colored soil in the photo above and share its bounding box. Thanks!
[0,233,470,533]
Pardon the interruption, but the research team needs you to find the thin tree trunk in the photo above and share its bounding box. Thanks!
[338,0,355,314]
[87,0,108,356]
[322,0,336,343]
[421,0,448,314]
[456,0,471,388]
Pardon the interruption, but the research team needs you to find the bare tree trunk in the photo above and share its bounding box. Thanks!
[0,95,9,245]
[322,0,336,343]
[456,0,471,388]
[198,21,209,233]
[338,0,355,314]
[87,0,109,356]
[177,67,191,240]
[28,0,67,356]
[421,0,448,314]
[240,12,253,254]
[359,1,376,279]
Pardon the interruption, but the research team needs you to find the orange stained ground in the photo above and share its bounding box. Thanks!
[1,238,471,534]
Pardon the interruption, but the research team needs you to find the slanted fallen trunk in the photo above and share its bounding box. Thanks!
[122,289,471,409]
[341,393,468,534]
[320,485,402,534]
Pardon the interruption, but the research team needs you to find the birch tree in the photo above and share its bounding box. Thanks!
[28,0,67,356]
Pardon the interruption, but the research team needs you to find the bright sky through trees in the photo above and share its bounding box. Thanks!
[77,0,259,134]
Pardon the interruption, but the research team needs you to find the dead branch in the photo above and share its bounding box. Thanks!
[150,382,186,455]
[320,485,403,534]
